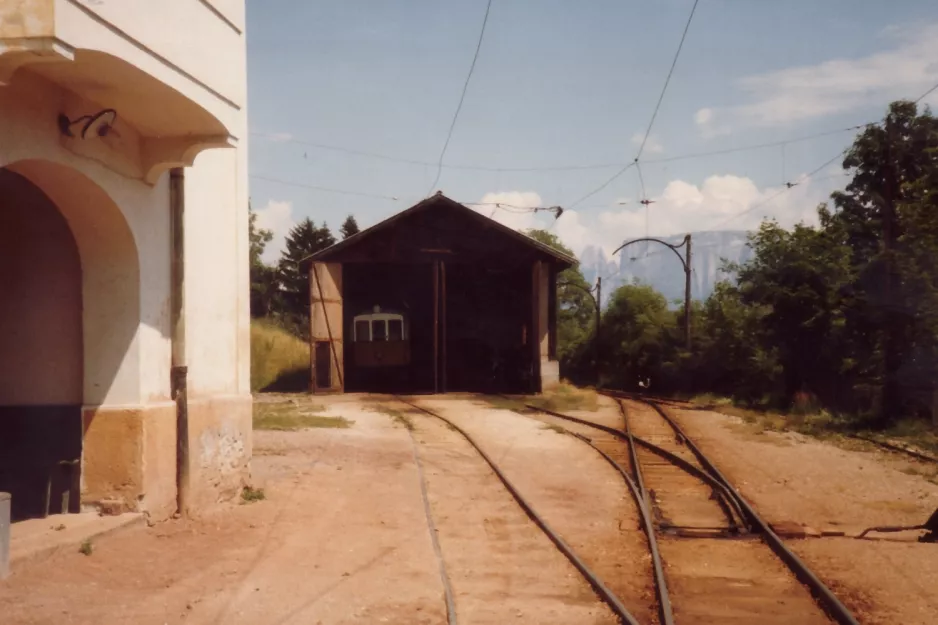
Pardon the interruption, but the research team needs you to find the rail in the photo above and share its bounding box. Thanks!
[395,396,643,625]
[602,390,862,625]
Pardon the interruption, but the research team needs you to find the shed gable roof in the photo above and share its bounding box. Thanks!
[306,193,576,267]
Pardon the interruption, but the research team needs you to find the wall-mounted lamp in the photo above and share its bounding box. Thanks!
[58,109,119,139]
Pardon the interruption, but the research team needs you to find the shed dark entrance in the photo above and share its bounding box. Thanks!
[307,193,574,395]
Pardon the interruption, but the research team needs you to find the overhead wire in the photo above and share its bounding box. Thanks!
[635,0,700,162]
[699,78,938,232]
[251,124,862,174]
[250,174,403,201]
[426,0,494,196]
[569,0,700,210]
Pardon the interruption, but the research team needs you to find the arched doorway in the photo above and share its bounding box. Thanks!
[0,160,141,521]
[0,169,83,520]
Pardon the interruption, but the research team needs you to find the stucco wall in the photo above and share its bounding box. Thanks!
[60,0,244,107]
[0,0,250,515]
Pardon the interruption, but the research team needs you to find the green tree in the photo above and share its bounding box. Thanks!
[340,214,361,239]
[278,218,336,334]
[828,100,938,421]
[729,220,853,406]
[600,282,675,391]
[249,203,280,318]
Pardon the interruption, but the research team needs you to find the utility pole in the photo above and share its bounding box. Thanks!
[596,276,602,383]
[684,234,692,350]
[612,234,693,350]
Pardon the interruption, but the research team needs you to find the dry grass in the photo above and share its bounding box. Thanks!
[482,382,599,415]
[253,400,350,431]
[530,382,600,412]
[690,393,938,460]
[251,320,309,392]
[540,423,566,434]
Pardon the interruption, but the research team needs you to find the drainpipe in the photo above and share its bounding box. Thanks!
[170,168,189,517]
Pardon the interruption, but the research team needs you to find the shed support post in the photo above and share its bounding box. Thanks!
[441,262,447,393]
[433,261,439,394]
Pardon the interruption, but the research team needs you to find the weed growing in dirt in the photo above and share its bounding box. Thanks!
[253,403,350,431]
[241,486,266,503]
[78,540,93,556]
[690,393,938,462]
[482,383,599,414]
[530,383,600,412]
[540,423,566,434]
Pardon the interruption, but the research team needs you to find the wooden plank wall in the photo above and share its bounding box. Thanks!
[310,262,344,392]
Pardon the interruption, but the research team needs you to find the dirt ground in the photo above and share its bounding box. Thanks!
[0,395,618,625]
[3,393,936,624]
[667,403,938,625]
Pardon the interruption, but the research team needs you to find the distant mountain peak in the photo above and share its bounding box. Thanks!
[578,230,751,305]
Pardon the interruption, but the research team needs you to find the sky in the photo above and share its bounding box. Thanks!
[246,0,938,263]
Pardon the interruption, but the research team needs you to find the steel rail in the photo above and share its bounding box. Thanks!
[605,391,862,625]
[525,418,675,625]
[395,397,642,625]
[519,402,748,530]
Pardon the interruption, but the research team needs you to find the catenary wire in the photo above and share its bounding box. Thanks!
[426,0,494,196]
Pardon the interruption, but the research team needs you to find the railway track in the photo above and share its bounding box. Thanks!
[393,395,645,625]
[508,391,862,625]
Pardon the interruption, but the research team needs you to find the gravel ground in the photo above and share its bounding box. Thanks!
[419,396,657,624]
[668,404,938,625]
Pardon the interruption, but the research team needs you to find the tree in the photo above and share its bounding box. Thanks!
[600,283,675,391]
[340,214,361,239]
[249,203,280,318]
[278,218,336,334]
[828,100,938,421]
[729,219,853,406]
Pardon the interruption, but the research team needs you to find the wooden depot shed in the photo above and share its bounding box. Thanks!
[307,192,575,395]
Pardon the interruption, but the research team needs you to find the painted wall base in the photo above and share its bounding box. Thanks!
[81,394,252,521]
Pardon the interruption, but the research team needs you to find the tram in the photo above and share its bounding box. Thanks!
[351,306,411,368]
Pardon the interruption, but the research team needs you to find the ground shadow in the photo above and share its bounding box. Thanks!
[261,367,311,393]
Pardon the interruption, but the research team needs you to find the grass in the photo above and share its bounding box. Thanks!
[251,319,310,392]
[78,539,93,556]
[483,382,600,414]
[526,382,600,413]
[540,423,566,434]
[253,401,350,431]
[241,486,266,503]
[690,393,938,456]
[690,393,851,437]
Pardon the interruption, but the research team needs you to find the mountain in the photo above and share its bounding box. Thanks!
[578,231,752,306]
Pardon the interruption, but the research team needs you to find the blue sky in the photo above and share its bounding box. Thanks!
[247,0,938,261]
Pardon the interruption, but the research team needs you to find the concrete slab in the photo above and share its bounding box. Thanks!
[9,512,144,568]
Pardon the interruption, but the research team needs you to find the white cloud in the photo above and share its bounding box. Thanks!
[631,132,664,154]
[591,174,828,255]
[473,173,839,260]
[700,22,938,133]
[471,191,591,256]
[253,199,295,263]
